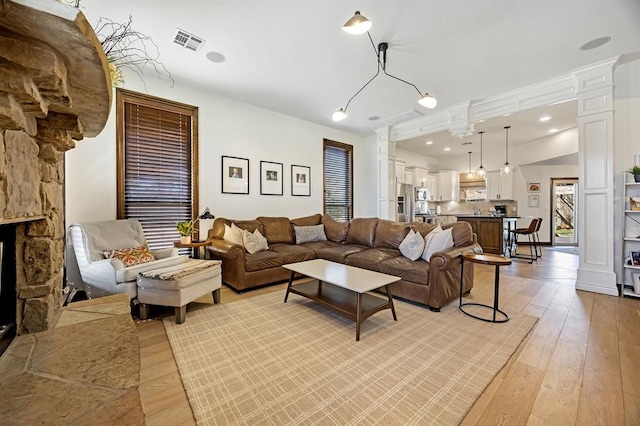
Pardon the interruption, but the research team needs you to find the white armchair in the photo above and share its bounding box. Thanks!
[66,219,188,299]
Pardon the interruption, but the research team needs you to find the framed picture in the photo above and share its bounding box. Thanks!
[291,165,311,196]
[528,182,540,192]
[260,161,283,195]
[528,194,539,207]
[222,156,249,194]
[632,251,640,266]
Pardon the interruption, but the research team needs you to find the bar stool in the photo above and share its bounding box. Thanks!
[533,217,543,258]
[508,218,539,263]
[459,253,511,323]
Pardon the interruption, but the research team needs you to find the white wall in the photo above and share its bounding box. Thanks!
[614,57,640,282]
[361,134,379,217]
[395,147,437,170]
[66,70,366,225]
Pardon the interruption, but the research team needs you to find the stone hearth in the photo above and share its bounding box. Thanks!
[0,0,111,336]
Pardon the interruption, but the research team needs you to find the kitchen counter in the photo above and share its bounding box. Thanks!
[455,216,519,255]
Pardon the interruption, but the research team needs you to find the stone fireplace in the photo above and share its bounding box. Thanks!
[0,0,111,338]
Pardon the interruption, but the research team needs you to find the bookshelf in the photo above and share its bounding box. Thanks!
[622,181,640,298]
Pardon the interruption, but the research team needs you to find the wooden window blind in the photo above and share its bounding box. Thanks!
[116,89,199,250]
[323,139,353,222]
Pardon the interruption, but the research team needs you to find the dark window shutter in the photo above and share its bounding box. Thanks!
[117,90,198,250]
[323,140,353,222]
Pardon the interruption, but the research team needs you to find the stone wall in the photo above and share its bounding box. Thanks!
[0,0,111,334]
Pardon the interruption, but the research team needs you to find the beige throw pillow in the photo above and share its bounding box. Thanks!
[223,223,245,248]
[422,226,454,261]
[242,228,269,254]
[399,229,425,261]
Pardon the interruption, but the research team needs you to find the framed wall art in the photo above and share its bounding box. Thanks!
[260,161,283,196]
[291,165,311,196]
[528,194,539,207]
[222,156,249,194]
[528,182,540,192]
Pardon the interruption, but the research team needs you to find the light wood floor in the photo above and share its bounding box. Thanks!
[136,248,640,425]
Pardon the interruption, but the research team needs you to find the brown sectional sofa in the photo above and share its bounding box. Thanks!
[205,214,482,311]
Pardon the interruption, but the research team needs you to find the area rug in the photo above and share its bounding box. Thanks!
[164,290,537,425]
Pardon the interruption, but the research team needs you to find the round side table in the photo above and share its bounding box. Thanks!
[173,240,211,259]
[459,252,511,323]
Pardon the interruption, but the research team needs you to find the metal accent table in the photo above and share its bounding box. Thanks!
[459,252,511,323]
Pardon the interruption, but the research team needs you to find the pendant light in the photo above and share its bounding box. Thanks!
[467,151,474,178]
[501,126,511,176]
[476,131,486,177]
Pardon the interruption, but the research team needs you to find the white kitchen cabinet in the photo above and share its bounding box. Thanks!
[426,174,438,201]
[411,167,429,187]
[395,161,406,184]
[404,169,415,187]
[437,171,459,202]
[486,171,513,200]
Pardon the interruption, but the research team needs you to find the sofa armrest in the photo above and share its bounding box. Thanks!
[206,239,246,289]
[151,247,178,259]
[81,258,119,287]
[427,242,482,310]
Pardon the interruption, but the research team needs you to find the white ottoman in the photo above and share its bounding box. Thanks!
[137,259,222,324]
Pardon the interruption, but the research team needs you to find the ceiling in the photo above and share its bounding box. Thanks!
[397,100,578,157]
[79,0,640,140]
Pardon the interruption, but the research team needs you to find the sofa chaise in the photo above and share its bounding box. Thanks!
[206,214,482,311]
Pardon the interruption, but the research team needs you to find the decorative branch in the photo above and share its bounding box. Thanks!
[94,16,174,89]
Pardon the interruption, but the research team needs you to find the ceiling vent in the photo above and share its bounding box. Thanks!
[173,29,205,52]
[379,110,424,127]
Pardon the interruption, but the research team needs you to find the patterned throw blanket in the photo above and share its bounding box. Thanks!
[140,259,221,281]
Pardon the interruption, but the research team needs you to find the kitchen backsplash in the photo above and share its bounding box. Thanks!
[426,200,518,216]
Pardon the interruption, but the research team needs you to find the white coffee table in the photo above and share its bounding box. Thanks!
[283,259,400,341]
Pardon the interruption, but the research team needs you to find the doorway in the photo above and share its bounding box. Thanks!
[551,178,578,246]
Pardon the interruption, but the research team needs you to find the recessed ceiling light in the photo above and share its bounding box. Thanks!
[444,147,451,151]
[206,51,226,63]
[580,36,611,51]
[503,113,510,117]
[476,119,485,123]
[539,116,551,122]
[548,128,559,133]
[426,141,433,145]
[368,116,380,121]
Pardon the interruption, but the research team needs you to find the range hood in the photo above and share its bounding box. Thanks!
[459,173,486,188]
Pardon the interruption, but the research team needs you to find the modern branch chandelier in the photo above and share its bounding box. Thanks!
[332,11,437,122]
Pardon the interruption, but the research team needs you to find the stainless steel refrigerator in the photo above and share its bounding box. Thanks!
[396,183,415,222]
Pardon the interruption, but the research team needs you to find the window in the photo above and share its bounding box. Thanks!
[116,89,199,249]
[323,139,353,222]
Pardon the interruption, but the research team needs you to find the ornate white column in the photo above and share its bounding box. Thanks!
[375,127,396,220]
[575,58,619,296]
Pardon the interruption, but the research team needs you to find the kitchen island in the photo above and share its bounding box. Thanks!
[455,215,518,255]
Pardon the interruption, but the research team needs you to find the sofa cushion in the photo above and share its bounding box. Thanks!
[380,256,430,285]
[315,244,368,263]
[399,230,426,261]
[344,248,401,272]
[373,220,410,249]
[244,250,285,272]
[409,221,438,237]
[322,215,349,243]
[299,240,341,254]
[241,228,269,254]
[345,217,378,247]
[446,222,473,246]
[269,243,316,264]
[294,225,327,244]
[291,214,322,227]
[257,216,295,244]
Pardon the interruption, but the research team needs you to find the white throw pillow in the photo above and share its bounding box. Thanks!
[399,229,425,261]
[421,225,442,261]
[223,223,245,248]
[242,228,269,254]
[422,227,454,261]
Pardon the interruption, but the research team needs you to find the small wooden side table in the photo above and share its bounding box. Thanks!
[459,252,511,323]
[173,240,211,259]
